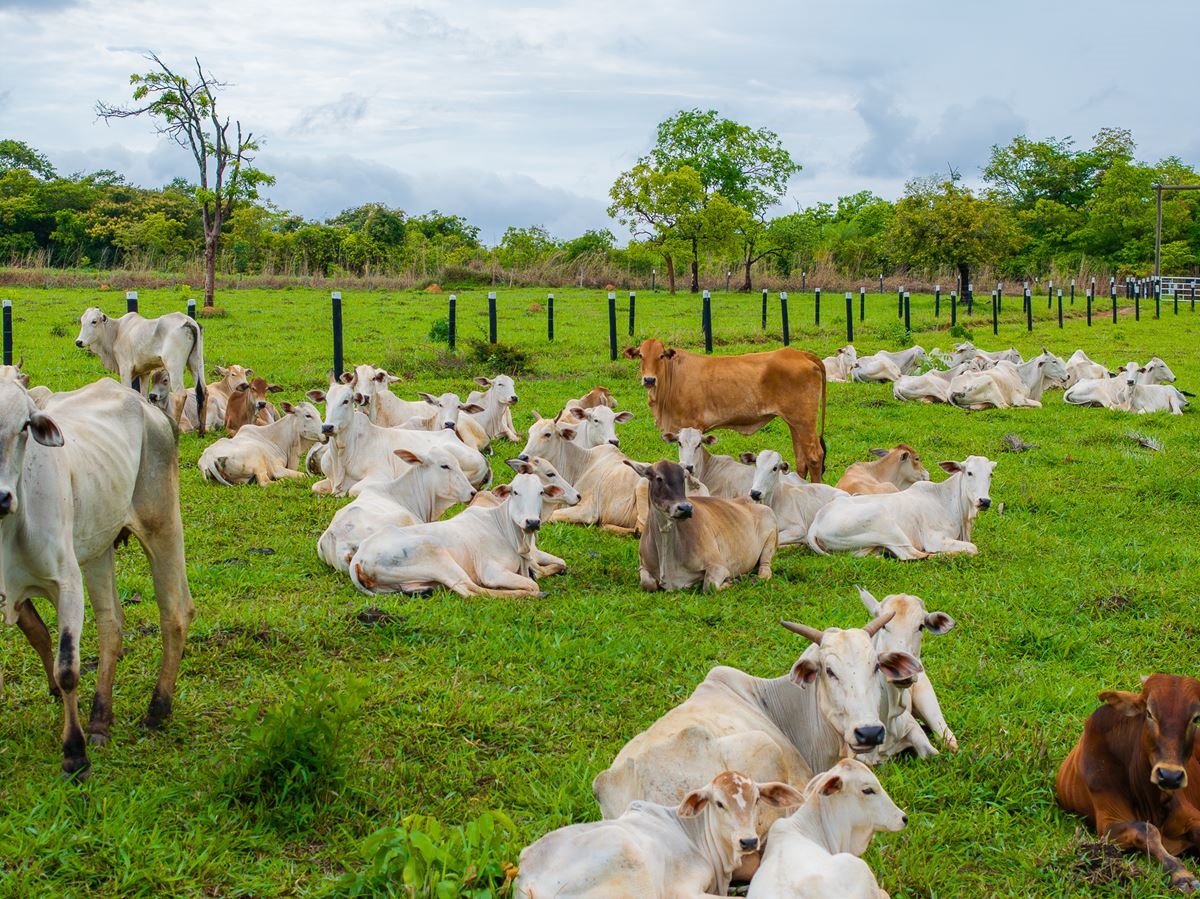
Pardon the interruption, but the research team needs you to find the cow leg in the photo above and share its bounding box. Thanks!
[475,560,542,597]
[912,680,958,751]
[80,552,122,746]
[136,531,196,732]
[756,531,777,579]
[702,564,733,592]
[52,581,89,779]
[14,601,60,699]
[529,548,567,577]
[922,535,979,556]
[787,422,824,483]
[1104,820,1200,892]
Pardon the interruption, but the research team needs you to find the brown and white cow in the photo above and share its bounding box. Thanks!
[625,339,827,482]
[517,771,803,899]
[224,375,283,436]
[74,307,206,435]
[627,459,777,592]
[1056,675,1200,893]
[0,378,194,777]
[835,444,930,495]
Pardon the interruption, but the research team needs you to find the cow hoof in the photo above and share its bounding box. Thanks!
[87,732,110,748]
[61,759,92,782]
[1171,874,1200,893]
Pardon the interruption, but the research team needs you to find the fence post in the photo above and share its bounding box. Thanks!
[780,291,790,346]
[903,291,910,332]
[488,291,498,343]
[702,290,713,354]
[950,290,957,326]
[814,287,821,326]
[608,292,618,361]
[966,283,973,314]
[761,288,768,329]
[897,286,904,319]
[2,300,11,366]
[628,291,636,337]
[997,282,1003,314]
[331,291,343,378]
[1025,286,1032,331]
[991,291,998,335]
[801,271,807,291]
[1086,288,1092,327]
[1070,279,1076,305]
[1047,279,1053,310]
[546,294,553,341]
[878,273,884,294]
[651,269,656,292]
[1057,289,1063,328]
[187,298,196,320]
[1134,282,1140,321]
[1155,280,1161,319]
[725,271,732,293]
[934,285,941,317]
[1111,282,1118,324]
[447,294,457,349]
[845,292,854,343]
[126,290,138,314]
[859,286,866,321]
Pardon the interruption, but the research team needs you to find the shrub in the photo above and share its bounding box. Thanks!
[466,339,530,376]
[870,318,912,347]
[429,317,451,342]
[334,810,517,898]
[949,322,975,342]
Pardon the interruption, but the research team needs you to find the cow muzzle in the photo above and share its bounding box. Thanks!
[522,519,541,533]
[642,376,656,388]
[0,489,14,516]
[607,438,620,447]
[1153,765,1188,791]
[977,498,992,510]
[321,424,335,435]
[442,422,457,429]
[671,502,693,520]
[851,724,886,751]
[738,837,759,852]
[74,339,84,348]
[750,489,763,502]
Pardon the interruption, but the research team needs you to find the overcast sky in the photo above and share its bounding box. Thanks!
[2,0,1196,245]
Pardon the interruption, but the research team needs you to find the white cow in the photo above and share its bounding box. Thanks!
[555,403,634,448]
[465,374,521,442]
[1063,349,1110,387]
[875,345,926,375]
[348,471,563,597]
[747,760,907,899]
[949,351,1067,409]
[307,375,490,496]
[74,307,206,434]
[516,771,803,899]
[592,613,922,843]
[892,359,983,404]
[1115,375,1190,415]
[822,345,857,383]
[850,354,902,383]
[807,456,997,559]
[665,428,802,498]
[408,391,489,451]
[855,586,957,761]
[1063,362,1138,409]
[198,401,325,485]
[948,341,1022,368]
[0,378,194,777]
[747,449,846,545]
[835,444,930,495]
[316,446,477,572]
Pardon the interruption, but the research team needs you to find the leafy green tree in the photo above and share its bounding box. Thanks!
[97,54,273,306]
[609,162,706,293]
[0,139,56,179]
[888,176,1021,290]
[496,224,557,272]
[562,228,615,263]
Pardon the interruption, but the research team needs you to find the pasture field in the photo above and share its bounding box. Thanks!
[0,282,1198,897]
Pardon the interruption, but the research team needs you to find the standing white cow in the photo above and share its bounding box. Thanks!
[747,759,907,899]
[807,456,996,559]
[74,307,206,435]
[516,771,803,899]
[0,378,194,777]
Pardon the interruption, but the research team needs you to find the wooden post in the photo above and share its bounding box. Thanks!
[702,290,713,354]
[780,291,790,346]
[488,291,497,343]
[608,292,617,360]
[331,291,343,378]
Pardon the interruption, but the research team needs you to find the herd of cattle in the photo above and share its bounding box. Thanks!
[0,305,1195,895]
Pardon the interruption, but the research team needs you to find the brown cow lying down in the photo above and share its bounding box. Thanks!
[1056,674,1200,893]
[626,459,777,592]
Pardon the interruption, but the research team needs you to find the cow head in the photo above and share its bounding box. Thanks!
[350,365,397,408]
[801,759,908,856]
[419,392,485,431]
[1100,675,1200,793]
[560,405,632,448]
[280,401,327,445]
[499,471,563,533]
[215,364,252,392]
[146,369,173,414]
[394,447,477,508]
[938,455,996,512]
[781,614,922,754]
[749,449,789,504]
[624,338,675,389]
[506,456,581,507]
[625,459,693,520]
[872,444,930,489]
[248,376,282,413]
[857,587,954,675]
[308,374,358,436]
[1143,356,1176,384]
[476,374,519,405]
[678,771,803,866]
[517,417,569,465]
[75,307,109,349]
[0,358,30,389]
[0,381,64,518]
[1033,350,1069,387]
[664,427,717,475]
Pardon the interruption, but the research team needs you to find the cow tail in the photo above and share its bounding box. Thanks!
[202,455,235,487]
[187,319,206,437]
[819,368,828,478]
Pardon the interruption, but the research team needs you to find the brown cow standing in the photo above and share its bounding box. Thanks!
[1056,675,1200,892]
[625,339,827,482]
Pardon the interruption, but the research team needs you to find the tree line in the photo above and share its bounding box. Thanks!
[2,96,1198,296]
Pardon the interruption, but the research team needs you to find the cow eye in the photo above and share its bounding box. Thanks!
[547,472,555,478]
[863,788,877,795]
[1192,714,1200,727]
[967,472,974,477]
[825,666,837,680]
[440,464,450,470]
[715,800,726,810]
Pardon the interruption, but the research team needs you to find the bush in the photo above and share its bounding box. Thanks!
[870,318,912,347]
[429,317,451,342]
[948,322,975,342]
[466,339,531,376]
[334,810,517,898]
[222,671,368,808]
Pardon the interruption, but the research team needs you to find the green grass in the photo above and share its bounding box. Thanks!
[0,281,1198,897]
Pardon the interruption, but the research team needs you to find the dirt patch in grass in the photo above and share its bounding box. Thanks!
[1068,835,1140,888]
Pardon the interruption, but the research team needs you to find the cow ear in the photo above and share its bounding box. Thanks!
[623,459,652,479]
[542,484,563,499]
[493,483,513,499]
[28,412,64,447]
[702,434,718,445]
[506,458,533,475]
[779,460,790,472]
[565,407,586,421]
[268,384,284,393]
[279,401,296,414]
[216,365,229,376]
[677,786,711,818]
[662,348,677,359]
[394,449,424,465]
[244,368,254,377]
[739,452,756,464]
[817,773,844,797]
[879,651,923,684]
[339,371,355,384]
[900,451,910,461]
[938,461,963,474]
[869,448,888,458]
[557,426,577,441]
[353,392,367,406]
[613,411,634,423]
[474,376,492,387]
[419,392,437,405]
[856,585,882,615]
[306,389,326,403]
[459,403,485,414]
[924,611,956,635]
[757,782,805,809]
[790,657,819,687]
[100,312,108,322]
[622,346,641,359]
[1100,690,1145,716]
[662,432,678,444]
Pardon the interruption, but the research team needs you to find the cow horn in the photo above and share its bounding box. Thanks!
[863,610,896,637]
[780,620,824,645]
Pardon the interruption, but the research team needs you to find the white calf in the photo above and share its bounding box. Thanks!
[850,354,902,383]
[198,401,325,485]
[747,450,845,545]
[822,345,857,383]
[465,374,521,442]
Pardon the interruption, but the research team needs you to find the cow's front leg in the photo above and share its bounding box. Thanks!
[702,565,732,592]
[1105,819,1200,892]
[51,580,89,779]
[639,567,660,591]
[923,535,979,556]
[475,560,542,597]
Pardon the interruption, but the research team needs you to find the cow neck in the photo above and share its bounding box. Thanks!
[751,657,843,774]
[379,467,440,523]
[1014,357,1050,401]
[644,504,697,588]
[540,434,593,483]
[672,806,737,896]
[947,472,977,541]
[779,792,873,857]
[649,358,680,431]
[248,412,301,461]
[476,500,536,560]
[91,317,123,373]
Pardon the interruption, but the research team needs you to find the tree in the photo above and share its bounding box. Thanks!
[611,109,799,292]
[97,54,273,307]
[888,176,1021,291]
[0,139,56,179]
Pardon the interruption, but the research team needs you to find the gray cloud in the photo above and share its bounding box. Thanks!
[289,93,370,136]
[0,0,80,9]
